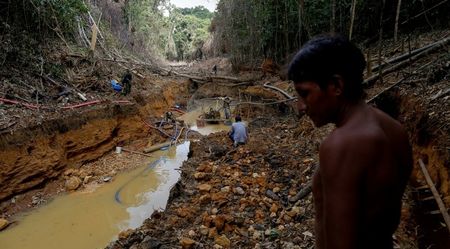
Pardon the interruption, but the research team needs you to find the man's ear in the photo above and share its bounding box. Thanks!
[329,75,344,96]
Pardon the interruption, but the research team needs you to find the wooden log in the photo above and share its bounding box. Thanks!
[90,23,98,51]
[289,181,312,202]
[143,141,173,153]
[236,98,297,106]
[367,78,405,103]
[418,159,450,234]
[217,82,253,87]
[140,119,173,138]
[370,35,450,74]
[121,148,154,157]
[364,37,450,86]
[175,127,185,144]
[431,88,450,101]
[263,82,295,100]
[400,0,448,25]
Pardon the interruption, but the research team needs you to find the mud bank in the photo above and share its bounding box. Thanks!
[0,79,189,202]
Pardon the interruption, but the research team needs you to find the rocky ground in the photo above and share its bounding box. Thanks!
[107,116,418,249]
[105,31,450,249]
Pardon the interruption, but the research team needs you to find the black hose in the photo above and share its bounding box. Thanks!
[114,158,163,204]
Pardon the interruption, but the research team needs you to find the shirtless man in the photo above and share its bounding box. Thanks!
[288,35,412,249]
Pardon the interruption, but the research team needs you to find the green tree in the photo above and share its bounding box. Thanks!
[211,0,449,68]
[1,0,88,37]
[124,0,171,56]
[180,6,214,19]
[169,6,212,60]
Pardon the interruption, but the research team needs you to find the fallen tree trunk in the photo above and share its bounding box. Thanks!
[217,82,254,87]
[236,98,297,106]
[122,148,154,158]
[140,119,174,138]
[367,57,434,103]
[401,0,448,25]
[367,78,405,103]
[364,36,450,85]
[370,35,450,74]
[143,141,173,153]
[289,181,312,202]
[263,82,295,100]
[162,68,244,83]
[418,159,450,234]
[165,70,209,82]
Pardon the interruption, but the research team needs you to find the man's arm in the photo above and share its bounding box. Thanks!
[319,133,377,249]
[229,125,235,136]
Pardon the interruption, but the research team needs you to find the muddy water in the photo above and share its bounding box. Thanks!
[0,106,232,249]
[0,143,189,249]
[180,108,230,135]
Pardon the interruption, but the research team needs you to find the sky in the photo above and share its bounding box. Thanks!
[170,0,219,12]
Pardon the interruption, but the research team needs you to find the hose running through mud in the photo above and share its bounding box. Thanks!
[113,128,191,205]
[115,114,193,204]
[114,158,163,204]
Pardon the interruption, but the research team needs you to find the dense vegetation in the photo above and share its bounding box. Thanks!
[169,6,212,60]
[0,0,213,61]
[210,0,450,67]
[0,0,88,37]
[0,0,448,65]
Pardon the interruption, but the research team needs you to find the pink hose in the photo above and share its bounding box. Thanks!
[1,98,133,110]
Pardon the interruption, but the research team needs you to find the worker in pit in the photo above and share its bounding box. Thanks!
[121,71,132,96]
[228,115,248,147]
[223,97,231,119]
[164,111,176,123]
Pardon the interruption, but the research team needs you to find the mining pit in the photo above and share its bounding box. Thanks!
[0,59,449,249]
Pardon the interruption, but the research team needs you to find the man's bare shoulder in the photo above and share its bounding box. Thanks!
[372,107,409,139]
[319,112,388,174]
[322,124,386,154]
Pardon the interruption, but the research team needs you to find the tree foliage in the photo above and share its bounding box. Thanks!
[211,0,450,67]
[123,0,170,56]
[179,6,214,20]
[0,0,88,37]
[120,1,213,60]
[170,7,211,60]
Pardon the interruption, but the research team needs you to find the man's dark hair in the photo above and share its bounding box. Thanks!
[288,34,366,100]
[235,115,242,122]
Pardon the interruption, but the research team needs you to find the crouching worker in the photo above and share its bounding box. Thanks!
[121,71,132,96]
[228,115,248,147]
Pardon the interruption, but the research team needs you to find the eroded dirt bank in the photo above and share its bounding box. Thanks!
[0,78,189,207]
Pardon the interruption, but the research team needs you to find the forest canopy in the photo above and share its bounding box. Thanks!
[1,0,448,65]
[210,0,450,67]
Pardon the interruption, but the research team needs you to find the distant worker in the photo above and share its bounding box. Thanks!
[121,71,132,96]
[223,97,231,119]
[164,111,175,123]
[228,115,248,147]
[212,64,217,75]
